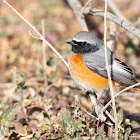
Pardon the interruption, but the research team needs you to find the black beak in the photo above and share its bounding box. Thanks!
[66,41,72,44]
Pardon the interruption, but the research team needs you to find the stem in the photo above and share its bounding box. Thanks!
[104,0,118,139]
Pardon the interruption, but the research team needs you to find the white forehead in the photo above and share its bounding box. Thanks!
[73,31,98,44]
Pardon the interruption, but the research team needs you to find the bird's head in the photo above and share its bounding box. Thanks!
[66,31,103,54]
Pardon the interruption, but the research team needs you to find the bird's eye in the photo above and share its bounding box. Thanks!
[82,42,86,46]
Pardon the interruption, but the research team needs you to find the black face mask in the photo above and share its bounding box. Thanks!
[68,40,99,54]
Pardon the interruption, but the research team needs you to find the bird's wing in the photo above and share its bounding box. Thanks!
[83,51,137,86]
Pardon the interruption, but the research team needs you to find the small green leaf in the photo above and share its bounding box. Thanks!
[95,134,103,140]
[34,131,40,139]
[56,120,62,125]
[124,128,131,139]
[117,115,123,125]
[131,121,140,129]
[62,109,73,125]
[64,134,71,139]
[62,122,67,130]
[117,109,123,125]
[43,124,51,131]
[96,128,103,140]
[118,128,123,139]
[77,120,86,130]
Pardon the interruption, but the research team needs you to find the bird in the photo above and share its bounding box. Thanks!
[66,31,140,121]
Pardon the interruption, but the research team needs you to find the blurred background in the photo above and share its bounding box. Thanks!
[0,0,140,139]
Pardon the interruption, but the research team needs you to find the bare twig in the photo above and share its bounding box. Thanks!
[66,0,88,31]
[67,0,140,39]
[41,19,48,89]
[103,0,130,23]
[83,8,140,39]
[3,0,69,68]
[82,97,124,132]
[28,30,41,40]
[83,107,124,132]
[103,82,140,111]
[81,0,92,18]
[104,0,118,139]
[105,110,124,132]
[84,109,99,120]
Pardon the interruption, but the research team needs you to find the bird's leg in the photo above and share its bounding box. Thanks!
[86,91,106,122]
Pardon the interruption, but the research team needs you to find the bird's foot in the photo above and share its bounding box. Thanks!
[94,101,106,122]
[87,91,106,122]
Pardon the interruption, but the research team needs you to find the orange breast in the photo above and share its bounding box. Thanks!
[69,54,112,91]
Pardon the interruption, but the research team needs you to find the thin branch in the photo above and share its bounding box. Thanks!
[104,0,118,139]
[3,0,69,68]
[29,30,41,40]
[103,82,140,111]
[83,108,124,132]
[82,97,124,132]
[81,0,92,18]
[105,110,124,132]
[103,0,130,22]
[66,0,88,31]
[84,109,99,120]
[83,8,140,39]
